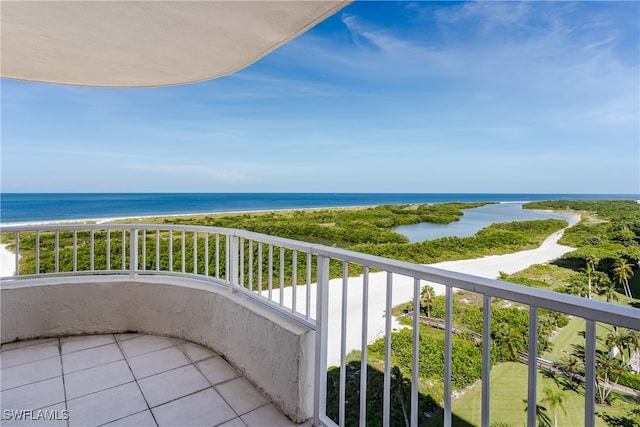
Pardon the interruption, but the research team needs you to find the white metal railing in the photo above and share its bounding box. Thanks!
[1,223,639,427]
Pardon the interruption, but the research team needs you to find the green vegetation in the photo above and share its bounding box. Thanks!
[352,199,639,426]
[369,327,486,392]
[398,290,568,360]
[5,203,484,277]
[542,318,613,362]
[156,203,488,247]
[431,362,640,427]
[325,356,437,427]
[2,203,569,285]
[523,200,640,299]
[350,219,568,264]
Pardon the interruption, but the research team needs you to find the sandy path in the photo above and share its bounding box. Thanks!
[270,215,579,366]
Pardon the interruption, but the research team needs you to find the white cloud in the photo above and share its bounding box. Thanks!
[434,1,532,32]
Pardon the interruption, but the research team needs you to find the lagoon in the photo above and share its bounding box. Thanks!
[393,202,579,242]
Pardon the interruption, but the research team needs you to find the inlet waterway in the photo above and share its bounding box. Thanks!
[393,202,579,242]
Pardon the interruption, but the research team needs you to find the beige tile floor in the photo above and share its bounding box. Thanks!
[1,334,302,427]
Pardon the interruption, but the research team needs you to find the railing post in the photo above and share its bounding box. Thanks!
[35,231,40,275]
[14,231,19,276]
[359,266,370,426]
[411,278,420,427]
[584,320,596,427]
[313,255,330,426]
[129,229,138,278]
[481,295,492,427]
[383,272,393,427]
[55,231,60,273]
[229,235,239,292]
[444,286,453,427]
[527,306,539,427]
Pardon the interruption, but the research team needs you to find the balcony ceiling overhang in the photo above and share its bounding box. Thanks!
[1,0,350,87]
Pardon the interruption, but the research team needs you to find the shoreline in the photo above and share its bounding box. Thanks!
[0,204,386,227]
[0,204,580,278]
[1,193,635,226]
[0,199,581,227]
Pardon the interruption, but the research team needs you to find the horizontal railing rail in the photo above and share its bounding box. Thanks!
[1,223,639,427]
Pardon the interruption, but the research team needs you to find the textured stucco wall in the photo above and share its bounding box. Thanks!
[0,276,314,422]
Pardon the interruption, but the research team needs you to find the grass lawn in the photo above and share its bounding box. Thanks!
[506,263,578,291]
[430,362,637,427]
[543,318,614,363]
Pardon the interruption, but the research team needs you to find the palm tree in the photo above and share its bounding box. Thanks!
[420,285,435,318]
[568,277,589,298]
[595,350,624,404]
[620,330,638,364]
[493,322,519,362]
[612,258,634,299]
[390,365,410,427]
[597,276,619,304]
[556,355,582,382]
[585,262,593,299]
[605,333,625,362]
[584,256,599,299]
[540,388,567,427]
[522,399,552,427]
[538,315,555,353]
[628,330,640,373]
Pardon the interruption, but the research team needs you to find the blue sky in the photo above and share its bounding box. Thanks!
[2,1,639,194]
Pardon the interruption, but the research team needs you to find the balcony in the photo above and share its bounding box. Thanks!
[1,333,298,427]
[1,223,639,426]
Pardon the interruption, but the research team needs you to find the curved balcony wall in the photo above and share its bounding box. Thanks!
[2,223,638,427]
[1,275,314,423]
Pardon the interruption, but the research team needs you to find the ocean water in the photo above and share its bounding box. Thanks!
[0,193,636,225]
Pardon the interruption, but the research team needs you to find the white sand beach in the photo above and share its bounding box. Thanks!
[270,213,580,366]
[0,244,17,277]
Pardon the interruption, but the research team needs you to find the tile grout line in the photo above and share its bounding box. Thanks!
[1,345,63,371]
[3,338,68,421]
[95,409,152,427]
[60,336,119,356]
[180,344,245,422]
[133,336,243,425]
[3,335,285,427]
[141,339,216,410]
[181,341,281,423]
[114,333,160,427]
[166,339,245,426]
[65,379,139,405]
[58,338,71,427]
[1,337,58,353]
[1,370,63,393]
[117,334,175,359]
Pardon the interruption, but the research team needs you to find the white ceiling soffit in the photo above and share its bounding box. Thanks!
[1,1,351,87]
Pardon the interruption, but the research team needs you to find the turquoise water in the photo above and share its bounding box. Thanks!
[0,193,634,225]
[393,202,580,242]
